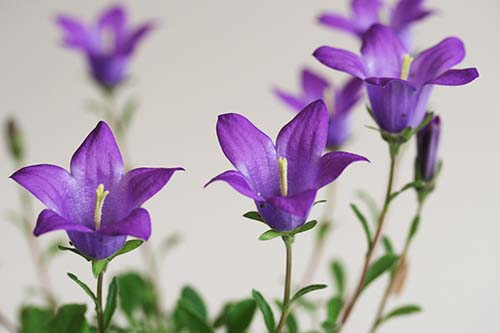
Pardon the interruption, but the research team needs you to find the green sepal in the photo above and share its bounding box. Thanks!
[258,229,282,241]
[243,211,266,223]
[363,254,399,290]
[258,220,318,241]
[313,199,327,206]
[251,289,275,333]
[91,260,108,278]
[58,245,93,262]
[108,239,144,261]
[292,220,318,235]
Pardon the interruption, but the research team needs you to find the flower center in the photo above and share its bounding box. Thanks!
[94,184,110,230]
[400,54,414,80]
[278,157,288,197]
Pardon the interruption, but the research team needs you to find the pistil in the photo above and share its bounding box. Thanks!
[94,184,109,230]
[278,157,288,197]
[400,54,414,80]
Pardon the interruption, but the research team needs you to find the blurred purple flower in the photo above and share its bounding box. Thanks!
[314,24,478,133]
[206,100,368,231]
[57,5,154,90]
[416,115,440,181]
[318,0,434,49]
[11,122,182,260]
[274,68,363,149]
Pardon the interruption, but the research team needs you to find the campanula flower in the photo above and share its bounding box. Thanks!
[57,5,154,90]
[314,24,478,134]
[416,115,440,181]
[318,0,433,49]
[11,122,182,260]
[206,100,368,231]
[274,68,363,149]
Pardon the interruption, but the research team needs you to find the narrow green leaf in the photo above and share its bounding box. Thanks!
[382,236,394,254]
[103,277,118,329]
[224,299,256,333]
[363,254,399,290]
[19,306,52,333]
[350,204,372,248]
[389,181,423,202]
[291,284,327,303]
[408,215,421,241]
[355,189,379,222]
[313,199,327,206]
[252,290,275,333]
[330,260,345,295]
[243,211,265,223]
[58,246,93,261]
[326,296,343,326]
[108,240,144,261]
[286,309,299,333]
[91,260,108,278]
[67,273,97,304]
[258,229,282,241]
[45,304,87,333]
[380,304,422,324]
[292,220,318,235]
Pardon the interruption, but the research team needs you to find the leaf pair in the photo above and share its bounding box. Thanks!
[20,304,87,333]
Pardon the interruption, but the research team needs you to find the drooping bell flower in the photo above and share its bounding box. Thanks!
[274,68,363,149]
[318,0,433,50]
[205,100,368,231]
[57,5,154,90]
[416,115,440,181]
[314,24,479,134]
[11,122,183,260]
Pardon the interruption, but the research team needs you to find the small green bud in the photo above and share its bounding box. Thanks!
[4,117,24,162]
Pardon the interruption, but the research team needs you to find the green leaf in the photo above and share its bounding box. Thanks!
[91,260,108,278]
[180,286,208,319]
[313,199,327,206]
[291,284,327,303]
[363,254,399,290]
[252,289,275,333]
[108,240,144,261]
[19,306,52,333]
[58,245,93,262]
[286,309,299,333]
[330,260,345,296]
[382,236,394,254]
[408,215,421,241]
[389,181,424,202]
[243,211,265,223]
[326,296,343,326]
[117,272,157,321]
[380,304,422,324]
[103,277,118,329]
[67,273,97,304]
[292,220,318,235]
[45,304,87,333]
[177,299,214,333]
[258,229,282,241]
[355,190,379,222]
[224,299,256,333]
[350,204,372,248]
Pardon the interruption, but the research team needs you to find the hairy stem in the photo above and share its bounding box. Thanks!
[340,151,397,328]
[96,272,105,333]
[276,238,293,333]
[369,202,424,332]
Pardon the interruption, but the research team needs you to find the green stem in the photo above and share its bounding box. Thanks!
[96,272,105,333]
[369,201,424,333]
[276,238,293,333]
[339,149,397,329]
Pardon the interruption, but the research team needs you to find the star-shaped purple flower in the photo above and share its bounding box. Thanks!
[206,100,368,231]
[274,68,363,149]
[314,24,479,134]
[318,0,434,49]
[57,5,154,90]
[11,122,183,260]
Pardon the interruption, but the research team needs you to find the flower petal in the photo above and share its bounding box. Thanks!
[122,167,184,208]
[34,209,93,236]
[317,13,357,35]
[68,231,126,260]
[352,0,383,31]
[56,15,89,49]
[334,77,364,115]
[276,100,328,194]
[70,121,124,188]
[361,24,408,78]
[366,78,431,133]
[216,113,279,198]
[122,22,155,54]
[205,170,261,200]
[11,164,74,215]
[267,190,317,218]
[316,152,369,188]
[273,88,305,111]
[302,68,330,101]
[98,208,151,240]
[314,46,367,79]
[409,37,466,86]
[428,68,479,86]
[390,0,434,31]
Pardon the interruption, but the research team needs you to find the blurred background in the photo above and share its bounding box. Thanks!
[0,0,498,332]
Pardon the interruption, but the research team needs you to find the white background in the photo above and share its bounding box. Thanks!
[0,0,498,332]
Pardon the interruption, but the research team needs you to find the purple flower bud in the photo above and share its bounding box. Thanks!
[416,115,441,181]
[56,5,154,90]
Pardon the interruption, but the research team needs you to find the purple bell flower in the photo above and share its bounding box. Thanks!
[57,5,154,90]
[11,122,183,260]
[206,100,368,231]
[274,68,363,149]
[314,24,479,134]
[318,0,434,49]
[416,115,441,181]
